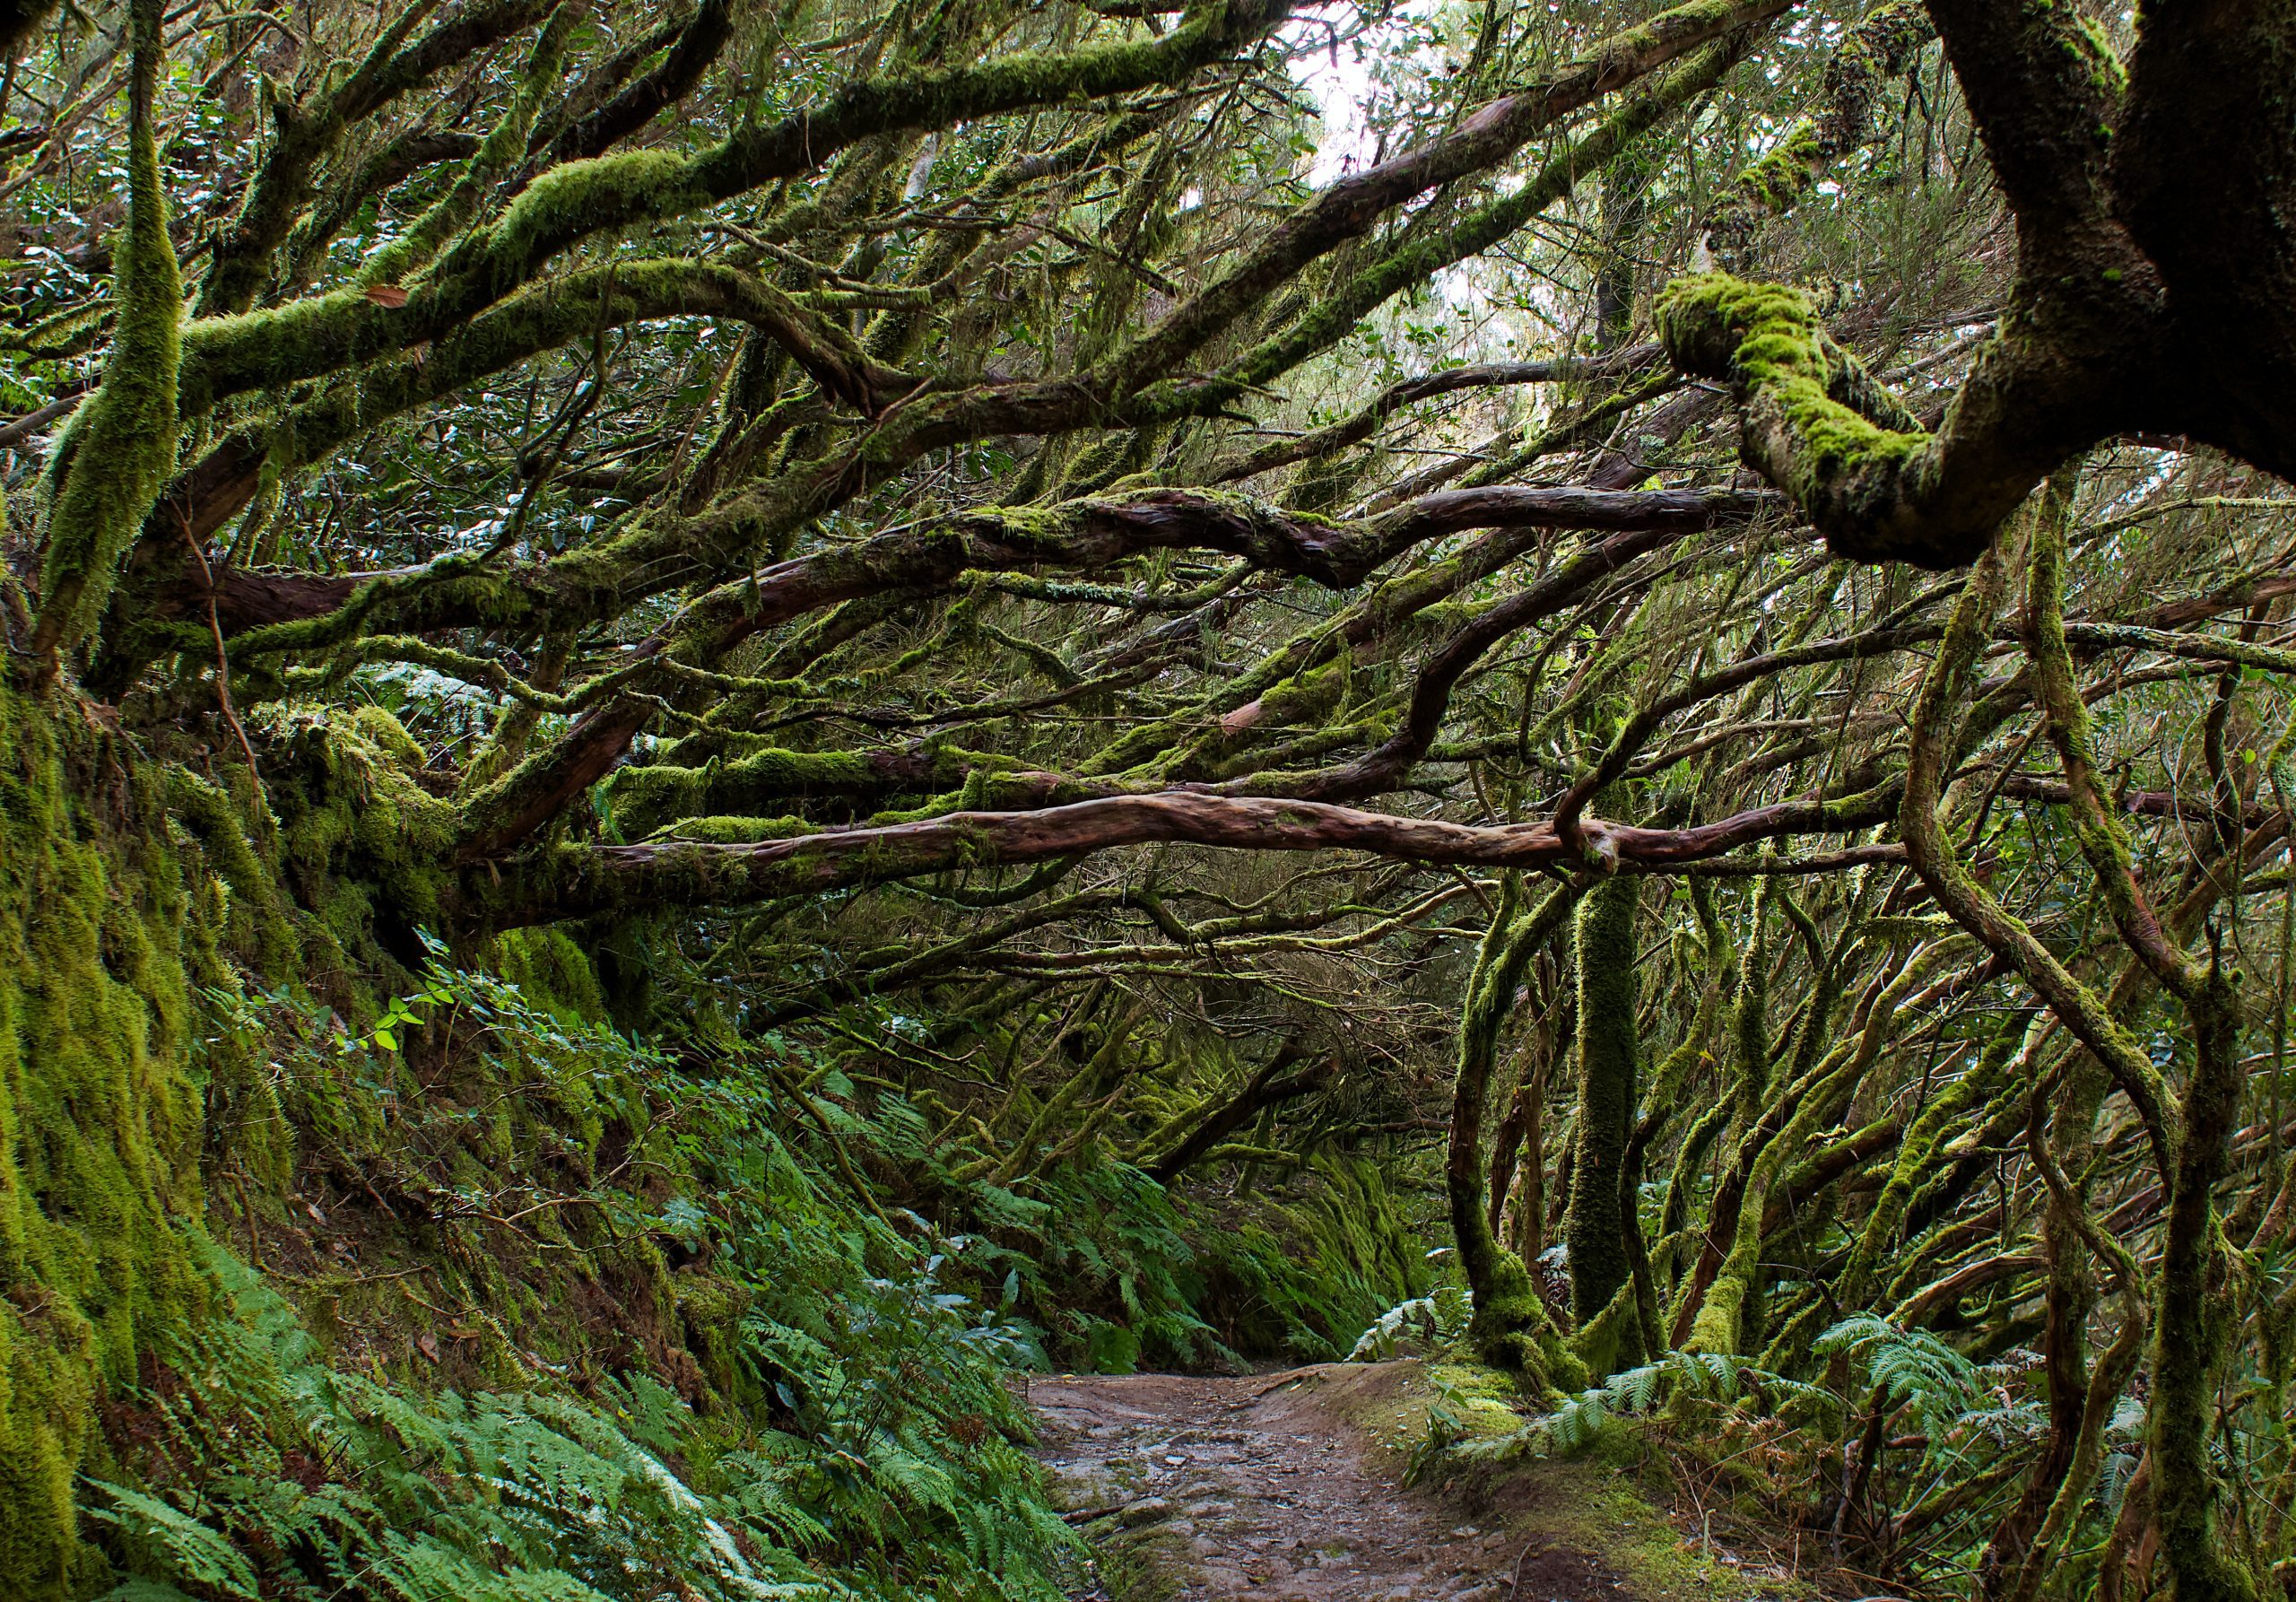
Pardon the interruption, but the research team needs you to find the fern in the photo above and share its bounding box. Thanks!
[84,1484,261,1600]
[90,985,1087,1602]
[1813,1313,1979,1441]
[1348,1284,1471,1362]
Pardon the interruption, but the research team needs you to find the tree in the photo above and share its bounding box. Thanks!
[6,0,2296,1593]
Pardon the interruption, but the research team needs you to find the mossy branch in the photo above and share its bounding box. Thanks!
[28,0,181,668]
[1699,0,1936,269]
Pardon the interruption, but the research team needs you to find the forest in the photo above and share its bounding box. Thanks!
[2,0,2294,1596]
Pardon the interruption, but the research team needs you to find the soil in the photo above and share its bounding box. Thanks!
[1031,1364,1642,1601]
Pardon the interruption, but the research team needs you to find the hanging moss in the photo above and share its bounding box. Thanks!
[489,927,611,1024]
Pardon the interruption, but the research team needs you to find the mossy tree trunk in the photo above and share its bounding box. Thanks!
[1564,873,1639,1335]
[2152,962,2261,1602]
[1448,878,1584,1392]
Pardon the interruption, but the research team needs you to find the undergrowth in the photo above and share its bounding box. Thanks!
[93,953,1083,1600]
[75,936,1425,1598]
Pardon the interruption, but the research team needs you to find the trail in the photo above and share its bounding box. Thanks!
[1031,1365,1639,1601]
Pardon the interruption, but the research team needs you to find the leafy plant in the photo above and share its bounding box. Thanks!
[1349,1285,1471,1362]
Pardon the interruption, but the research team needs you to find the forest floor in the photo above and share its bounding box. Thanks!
[1031,1360,1813,1602]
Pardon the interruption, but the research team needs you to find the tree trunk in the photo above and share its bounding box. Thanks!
[1565,873,1640,1328]
[2151,961,2260,1602]
[1448,878,1583,1389]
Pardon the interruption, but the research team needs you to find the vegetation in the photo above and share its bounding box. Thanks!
[4,0,2296,1596]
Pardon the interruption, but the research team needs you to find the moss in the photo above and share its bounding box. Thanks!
[162,769,300,976]
[357,4,580,292]
[1728,873,1773,1124]
[0,683,209,1597]
[1569,1279,1645,1379]
[647,814,817,844]
[1449,884,1584,1390]
[253,703,459,967]
[1469,1251,1588,1397]
[489,926,610,1024]
[2066,13,2127,96]
[1654,273,1935,553]
[1486,1442,1818,1602]
[1681,1207,1758,1357]
[30,0,181,659]
[604,745,884,836]
[1335,1363,1808,1602]
[1700,1,1933,268]
[1657,274,1923,480]
[1839,1016,2022,1309]
[1735,123,1823,212]
[474,148,705,293]
[1565,875,1639,1333]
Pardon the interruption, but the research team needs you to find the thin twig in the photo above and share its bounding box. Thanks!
[177,505,267,804]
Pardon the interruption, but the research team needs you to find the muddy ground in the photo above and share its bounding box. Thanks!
[1031,1362,1794,1601]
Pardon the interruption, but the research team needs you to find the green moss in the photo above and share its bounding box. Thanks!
[604,746,883,836]
[30,0,181,659]
[489,926,610,1024]
[1470,1251,1589,1396]
[1336,1363,1808,1602]
[1565,875,1639,1333]
[648,814,818,843]
[162,770,300,976]
[1487,1442,1817,1602]
[253,702,459,962]
[1450,884,1583,1390]
[2067,13,2127,95]
[1735,123,1823,211]
[0,683,209,1597]
[477,149,704,292]
[1653,273,1931,544]
[358,4,579,291]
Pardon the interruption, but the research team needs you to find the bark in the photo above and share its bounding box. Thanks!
[2151,958,2261,1602]
[454,487,1774,859]
[462,782,1907,932]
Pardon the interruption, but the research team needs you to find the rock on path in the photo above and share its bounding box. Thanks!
[1031,1365,1636,1601]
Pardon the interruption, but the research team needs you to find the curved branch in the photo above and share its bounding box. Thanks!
[451,486,1778,858]
[465,780,1901,929]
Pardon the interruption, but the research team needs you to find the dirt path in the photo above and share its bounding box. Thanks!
[1031,1365,1639,1601]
